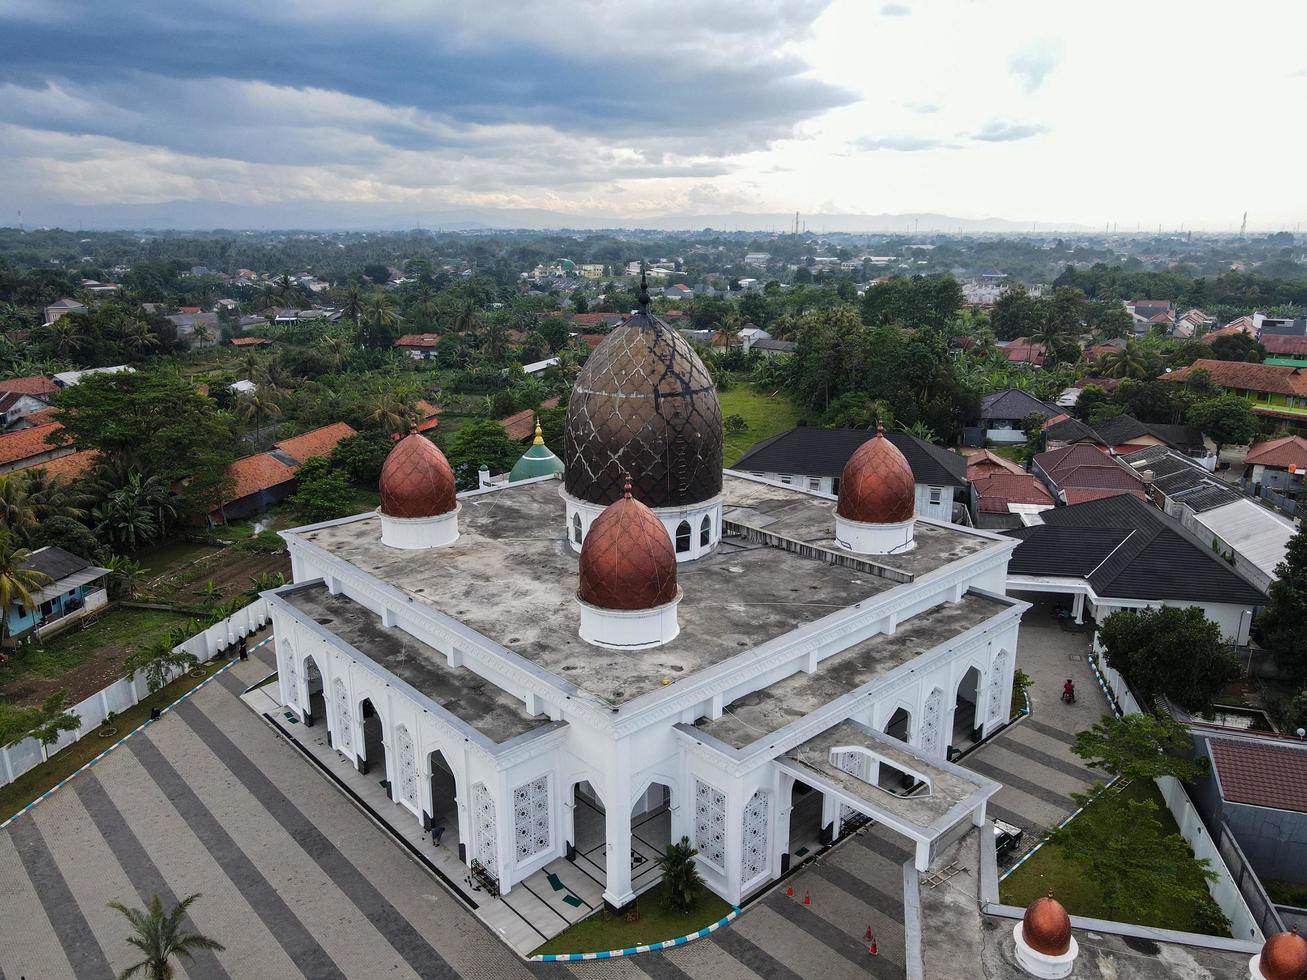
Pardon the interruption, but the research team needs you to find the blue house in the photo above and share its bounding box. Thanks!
[7,547,109,642]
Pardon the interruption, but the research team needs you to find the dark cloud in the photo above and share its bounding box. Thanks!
[971,120,1047,143]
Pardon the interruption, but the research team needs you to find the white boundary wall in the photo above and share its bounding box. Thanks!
[0,599,268,787]
[1097,659,1261,941]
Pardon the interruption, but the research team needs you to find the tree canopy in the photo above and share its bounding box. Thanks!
[1098,606,1240,712]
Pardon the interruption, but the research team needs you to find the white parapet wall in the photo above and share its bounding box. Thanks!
[0,598,269,788]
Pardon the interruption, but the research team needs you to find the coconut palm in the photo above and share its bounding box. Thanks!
[367,393,412,436]
[364,291,400,330]
[1098,340,1158,381]
[108,893,224,980]
[190,320,213,347]
[0,475,37,542]
[235,389,282,446]
[480,320,511,361]
[0,528,52,649]
[43,317,86,359]
[119,316,159,356]
[103,555,145,600]
[337,282,365,325]
[254,281,281,311]
[452,297,480,336]
[274,272,302,306]
[256,359,295,397]
[17,468,82,524]
[320,334,352,372]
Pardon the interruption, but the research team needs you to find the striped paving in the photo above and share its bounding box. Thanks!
[0,649,910,979]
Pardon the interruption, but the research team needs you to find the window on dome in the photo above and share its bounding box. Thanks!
[699,515,711,547]
[675,520,691,553]
[572,513,582,544]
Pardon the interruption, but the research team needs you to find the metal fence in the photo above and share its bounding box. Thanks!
[0,598,269,788]
[1219,822,1286,939]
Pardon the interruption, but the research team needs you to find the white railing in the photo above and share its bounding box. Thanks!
[0,598,269,788]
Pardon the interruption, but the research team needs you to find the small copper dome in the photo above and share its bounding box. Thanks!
[379,433,456,519]
[1021,893,1072,957]
[578,481,678,610]
[836,422,916,524]
[1261,928,1307,980]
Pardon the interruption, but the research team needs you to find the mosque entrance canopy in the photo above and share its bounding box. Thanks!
[773,720,1000,871]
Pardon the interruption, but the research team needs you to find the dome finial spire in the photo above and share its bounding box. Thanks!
[532,416,544,446]
[638,268,651,313]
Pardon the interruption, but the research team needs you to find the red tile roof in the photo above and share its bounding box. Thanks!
[0,375,58,397]
[1210,738,1307,813]
[1002,338,1046,365]
[0,423,70,466]
[965,449,1026,477]
[224,453,298,501]
[19,408,60,427]
[178,306,201,314]
[1164,359,1307,397]
[577,333,606,349]
[1062,487,1146,504]
[972,473,1055,512]
[274,422,357,465]
[34,449,99,482]
[499,397,561,441]
[230,336,272,347]
[1260,334,1307,357]
[395,333,441,348]
[1245,435,1307,471]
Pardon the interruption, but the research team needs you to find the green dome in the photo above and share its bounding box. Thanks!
[510,423,565,482]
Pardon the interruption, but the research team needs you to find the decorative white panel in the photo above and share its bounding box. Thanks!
[988,650,1008,721]
[693,779,727,869]
[833,749,870,825]
[284,649,299,707]
[741,791,769,885]
[396,725,417,807]
[473,782,498,872]
[921,687,944,756]
[513,775,551,862]
[334,677,352,751]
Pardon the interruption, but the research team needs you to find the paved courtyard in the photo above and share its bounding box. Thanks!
[0,642,912,979]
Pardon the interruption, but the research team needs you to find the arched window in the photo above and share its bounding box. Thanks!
[699,514,712,547]
[675,520,691,553]
[572,513,582,544]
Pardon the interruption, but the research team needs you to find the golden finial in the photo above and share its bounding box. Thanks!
[532,417,544,446]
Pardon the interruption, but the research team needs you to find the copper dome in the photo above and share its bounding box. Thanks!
[836,422,916,524]
[1021,893,1072,957]
[578,482,678,611]
[563,286,722,508]
[379,433,457,519]
[1261,928,1307,980]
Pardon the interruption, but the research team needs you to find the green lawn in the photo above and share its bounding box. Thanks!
[718,384,811,466]
[1000,780,1226,935]
[0,609,188,692]
[531,880,733,956]
[0,661,226,823]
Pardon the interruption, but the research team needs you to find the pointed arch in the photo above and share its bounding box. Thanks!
[675,520,691,554]
[572,512,582,544]
[699,514,712,548]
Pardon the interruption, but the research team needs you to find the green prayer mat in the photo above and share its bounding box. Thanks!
[795,846,809,857]
[562,894,584,908]
[546,872,565,892]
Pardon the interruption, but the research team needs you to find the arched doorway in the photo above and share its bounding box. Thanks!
[303,656,325,728]
[787,777,826,863]
[630,782,672,892]
[568,780,607,881]
[951,666,983,757]
[428,748,462,859]
[359,697,388,795]
[884,706,911,744]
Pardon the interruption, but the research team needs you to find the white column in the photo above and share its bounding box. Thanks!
[604,768,634,908]
[724,787,745,906]
[1072,592,1085,625]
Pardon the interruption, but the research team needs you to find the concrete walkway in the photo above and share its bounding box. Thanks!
[961,593,1110,856]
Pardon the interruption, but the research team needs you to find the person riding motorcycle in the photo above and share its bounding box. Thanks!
[1061,678,1076,704]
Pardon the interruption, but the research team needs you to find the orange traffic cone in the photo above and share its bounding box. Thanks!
[864,925,873,941]
[868,941,878,956]
[786,883,793,897]
[803,890,811,906]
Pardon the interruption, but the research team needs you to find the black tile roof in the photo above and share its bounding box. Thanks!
[980,389,1060,422]
[1092,415,1206,453]
[1118,447,1241,512]
[733,427,968,487]
[1005,494,1265,605]
[1044,416,1103,444]
[23,545,89,582]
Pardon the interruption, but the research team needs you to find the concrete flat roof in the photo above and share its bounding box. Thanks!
[694,593,1008,749]
[295,474,1003,707]
[282,583,551,744]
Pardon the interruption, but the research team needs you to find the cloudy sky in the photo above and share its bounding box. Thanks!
[2,0,1305,230]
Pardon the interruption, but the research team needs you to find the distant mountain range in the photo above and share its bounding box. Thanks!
[15,201,1088,234]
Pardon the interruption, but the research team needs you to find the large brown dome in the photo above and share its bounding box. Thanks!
[379,433,457,519]
[1261,929,1307,980]
[1021,893,1072,957]
[578,483,678,610]
[563,290,722,508]
[836,422,916,524]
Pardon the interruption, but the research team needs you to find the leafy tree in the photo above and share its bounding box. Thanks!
[329,432,391,486]
[357,291,401,349]
[658,836,704,914]
[1098,606,1240,712]
[441,420,520,490]
[108,892,225,980]
[0,689,80,747]
[92,472,177,551]
[122,638,198,695]
[289,457,355,523]
[0,529,52,648]
[1186,394,1258,453]
[1207,333,1264,363]
[32,515,105,563]
[1260,522,1307,681]
[1074,384,1112,423]
[1071,712,1208,783]
[1048,785,1223,931]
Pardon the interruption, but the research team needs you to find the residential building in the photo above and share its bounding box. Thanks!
[1031,443,1146,505]
[1091,415,1215,470]
[52,365,133,387]
[1243,435,1307,499]
[0,390,50,429]
[395,333,441,359]
[749,337,797,356]
[998,337,1046,366]
[500,398,561,442]
[42,298,87,326]
[206,422,357,524]
[1005,493,1264,644]
[970,472,1055,529]
[0,422,74,474]
[970,389,1061,445]
[4,547,109,643]
[578,264,605,279]
[230,336,273,348]
[732,426,970,522]
[743,252,771,267]
[1163,359,1307,422]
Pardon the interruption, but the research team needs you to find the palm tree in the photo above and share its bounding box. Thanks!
[452,297,480,336]
[190,320,213,347]
[480,320,511,361]
[366,393,412,436]
[123,637,198,694]
[410,283,439,329]
[658,836,704,914]
[253,281,280,311]
[108,893,224,980]
[320,334,351,372]
[119,316,159,357]
[274,272,302,306]
[17,468,82,524]
[337,282,365,325]
[235,389,282,446]
[92,472,177,552]
[103,555,145,600]
[44,317,86,359]
[0,475,37,542]
[1098,340,1157,381]
[0,528,52,649]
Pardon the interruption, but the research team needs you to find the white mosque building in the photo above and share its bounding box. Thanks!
[264,281,1025,916]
